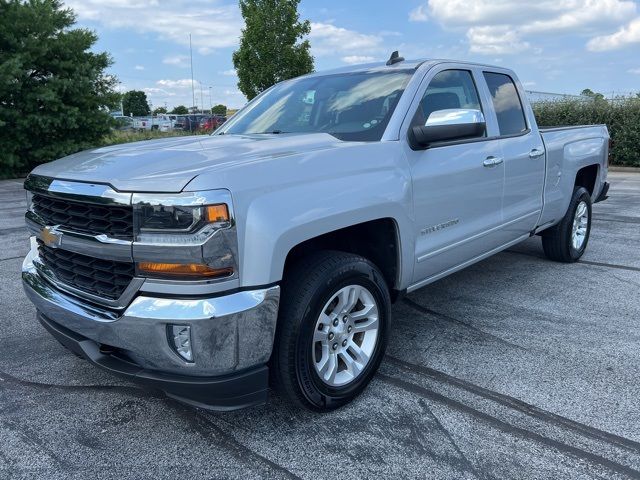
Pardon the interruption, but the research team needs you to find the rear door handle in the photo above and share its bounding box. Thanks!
[483,157,504,167]
[529,148,545,159]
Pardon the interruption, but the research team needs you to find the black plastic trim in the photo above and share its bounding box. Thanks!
[594,182,610,203]
[38,313,269,411]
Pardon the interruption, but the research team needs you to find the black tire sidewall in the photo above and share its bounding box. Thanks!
[293,260,390,410]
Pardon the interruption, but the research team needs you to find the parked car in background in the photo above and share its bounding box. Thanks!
[112,116,134,131]
[132,117,152,131]
[21,56,609,412]
[183,114,206,132]
[199,116,220,132]
[153,115,174,132]
[172,115,187,131]
[214,115,227,125]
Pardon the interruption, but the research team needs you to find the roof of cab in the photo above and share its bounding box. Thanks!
[301,58,506,78]
[302,59,432,77]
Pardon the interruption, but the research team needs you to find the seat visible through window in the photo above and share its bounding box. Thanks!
[422,92,461,120]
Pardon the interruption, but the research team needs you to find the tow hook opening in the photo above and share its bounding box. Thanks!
[99,343,117,355]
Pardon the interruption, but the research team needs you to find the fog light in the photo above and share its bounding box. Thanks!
[169,325,193,362]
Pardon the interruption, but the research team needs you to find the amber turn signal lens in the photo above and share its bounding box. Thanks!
[137,262,233,278]
[206,204,229,223]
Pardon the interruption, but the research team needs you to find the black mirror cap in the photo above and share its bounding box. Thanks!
[409,122,486,149]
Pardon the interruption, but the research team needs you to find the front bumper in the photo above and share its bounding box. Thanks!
[22,249,280,410]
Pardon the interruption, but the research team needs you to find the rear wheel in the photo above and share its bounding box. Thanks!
[272,251,391,411]
[542,186,592,262]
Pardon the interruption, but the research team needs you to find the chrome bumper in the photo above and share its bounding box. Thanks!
[22,248,280,377]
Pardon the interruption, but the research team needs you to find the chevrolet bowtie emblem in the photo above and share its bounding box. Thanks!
[41,226,63,248]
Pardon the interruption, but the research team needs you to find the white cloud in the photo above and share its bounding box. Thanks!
[63,0,242,54]
[163,55,189,68]
[220,69,237,77]
[427,0,635,29]
[157,79,199,89]
[134,65,145,71]
[310,22,383,56]
[341,55,377,64]
[409,5,428,22]
[629,67,640,74]
[587,17,640,51]
[419,0,638,54]
[467,26,531,54]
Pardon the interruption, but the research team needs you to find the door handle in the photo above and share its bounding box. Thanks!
[529,148,545,159]
[483,156,503,167]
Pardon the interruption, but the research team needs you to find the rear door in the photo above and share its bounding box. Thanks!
[403,66,505,285]
[482,71,545,238]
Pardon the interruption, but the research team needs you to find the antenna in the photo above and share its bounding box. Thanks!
[386,51,404,66]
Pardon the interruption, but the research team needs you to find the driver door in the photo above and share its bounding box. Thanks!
[404,67,505,286]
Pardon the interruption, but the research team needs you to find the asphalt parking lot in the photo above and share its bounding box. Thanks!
[1,171,639,479]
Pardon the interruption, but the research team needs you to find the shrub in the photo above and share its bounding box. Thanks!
[533,97,640,167]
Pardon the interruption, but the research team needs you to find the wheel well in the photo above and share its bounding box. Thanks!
[283,218,400,295]
[574,164,599,197]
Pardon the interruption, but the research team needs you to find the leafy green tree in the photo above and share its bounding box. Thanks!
[232,0,313,100]
[581,88,605,102]
[122,90,150,116]
[152,106,167,115]
[170,105,189,115]
[0,0,119,178]
[211,104,227,115]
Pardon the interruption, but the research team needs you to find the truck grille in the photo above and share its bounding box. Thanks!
[37,241,134,300]
[32,193,133,240]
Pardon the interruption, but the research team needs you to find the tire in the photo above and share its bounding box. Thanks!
[272,251,391,411]
[542,186,592,262]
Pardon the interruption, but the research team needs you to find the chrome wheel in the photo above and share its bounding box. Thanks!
[572,200,589,250]
[312,284,379,387]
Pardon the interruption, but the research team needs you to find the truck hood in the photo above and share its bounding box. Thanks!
[31,133,348,192]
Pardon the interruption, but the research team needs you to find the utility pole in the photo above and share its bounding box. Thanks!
[208,86,212,111]
[189,34,195,112]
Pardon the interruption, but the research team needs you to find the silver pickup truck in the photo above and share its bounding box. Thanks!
[22,55,610,411]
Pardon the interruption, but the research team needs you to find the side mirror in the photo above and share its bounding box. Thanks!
[410,109,486,149]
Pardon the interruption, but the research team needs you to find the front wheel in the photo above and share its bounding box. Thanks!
[272,251,391,411]
[542,186,592,262]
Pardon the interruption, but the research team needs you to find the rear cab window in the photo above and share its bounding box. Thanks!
[483,72,528,136]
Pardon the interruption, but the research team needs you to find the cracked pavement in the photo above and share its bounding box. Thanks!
[1,172,639,479]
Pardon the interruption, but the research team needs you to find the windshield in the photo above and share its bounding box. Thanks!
[219,70,414,141]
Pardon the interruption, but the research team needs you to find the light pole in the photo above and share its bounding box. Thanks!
[208,86,212,112]
[189,34,195,112]
[199,82,204,114]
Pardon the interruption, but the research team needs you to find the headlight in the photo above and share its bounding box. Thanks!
[133,192,231,244]
[132,190,237,280]
[135,203,230,243]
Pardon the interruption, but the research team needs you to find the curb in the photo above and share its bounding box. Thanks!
[609,166,640,173]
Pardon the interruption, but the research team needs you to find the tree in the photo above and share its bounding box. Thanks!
[122,90,150,116]
[211,104,227,115]
[232,0,313,100]
[170,105,189,115]
[581,88,605,101]
[152,106,167,115]
[0,0,119,178]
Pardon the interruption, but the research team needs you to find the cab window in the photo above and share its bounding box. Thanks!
[412,69,483,129]
[483,72,527,136]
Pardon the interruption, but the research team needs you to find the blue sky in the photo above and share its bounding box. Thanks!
[63,0,640,110]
